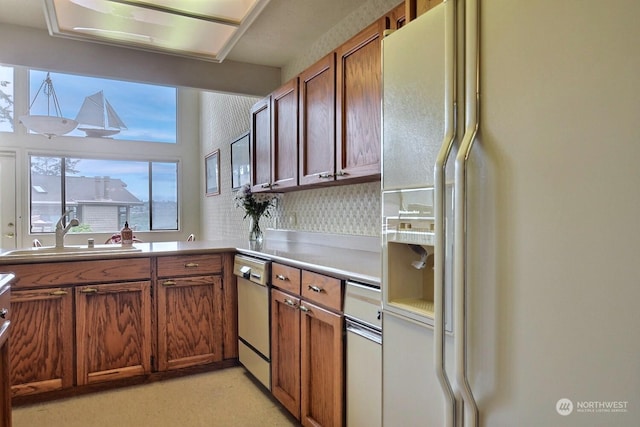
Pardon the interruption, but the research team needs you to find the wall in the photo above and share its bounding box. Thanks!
[200,92,261,241]
[0,24,279,97]
[200,0,400,240]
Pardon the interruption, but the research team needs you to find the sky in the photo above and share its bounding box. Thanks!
[29,69,177,143]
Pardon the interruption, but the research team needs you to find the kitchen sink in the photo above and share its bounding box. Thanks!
[1,244,142,257]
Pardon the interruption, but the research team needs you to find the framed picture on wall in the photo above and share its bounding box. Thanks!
[205,149,220,196]
[231,132,250,190]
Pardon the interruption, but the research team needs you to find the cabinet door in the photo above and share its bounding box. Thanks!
[335,19,385,183]
[76,281,152,385]
[271,78,299,190]
[157,275,223,371]
[300,300,344,427]
[271,288,301,420]
[250,96,272,192]
[10,288,74,397]
[299,53,336,186]
[388,1,407,29]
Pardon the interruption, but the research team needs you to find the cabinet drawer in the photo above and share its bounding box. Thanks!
[6,259,151,288]
[157,254,222,278]
[272,263,301,295]
[301,270,342,312]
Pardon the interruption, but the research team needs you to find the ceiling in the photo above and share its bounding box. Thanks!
[0,0,370,68]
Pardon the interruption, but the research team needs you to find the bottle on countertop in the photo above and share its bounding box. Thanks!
[121,221,133,247]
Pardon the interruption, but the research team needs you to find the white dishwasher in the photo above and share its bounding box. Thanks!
[344,281,382,427]
[234,255,271,390]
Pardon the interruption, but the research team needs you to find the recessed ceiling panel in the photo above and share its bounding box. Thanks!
[44,0,270,62]
[119,0,261,24]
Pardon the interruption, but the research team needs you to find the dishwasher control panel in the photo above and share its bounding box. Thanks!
[234,255,270,286]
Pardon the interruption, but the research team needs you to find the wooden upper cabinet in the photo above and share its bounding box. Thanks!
[389,1,407,29]
[250,96,272,192]
[271,78,299,191]
[335,19,386,183]
[299,53,337,187]
[405,0,443,23]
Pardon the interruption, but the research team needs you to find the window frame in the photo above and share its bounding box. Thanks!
[28,154,180,235]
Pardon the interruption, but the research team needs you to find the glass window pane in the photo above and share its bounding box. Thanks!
[30,156,179,234]
[30,156,62,232]
[151,162,178,230]
[28,70,177,143]
[0,65,14,133]
[66,158,149,233]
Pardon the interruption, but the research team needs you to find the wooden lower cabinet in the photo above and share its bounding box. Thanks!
[271,288,344,427]
[75,281,152,385]
[156,275,223,371]
[271,289,301,418]
[9,288,74,397]
[6,253,237,402]
[0,279,12,427]
[300,300,343,427]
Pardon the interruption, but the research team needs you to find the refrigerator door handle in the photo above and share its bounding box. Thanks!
[434,1,458,427]
[453,0,480,425]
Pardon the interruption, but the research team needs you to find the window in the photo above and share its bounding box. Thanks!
[28,70,177,143]
[0,65,13,133]
[30,155,178,234]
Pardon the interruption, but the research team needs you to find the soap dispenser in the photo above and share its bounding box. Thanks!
[121,221,133,247]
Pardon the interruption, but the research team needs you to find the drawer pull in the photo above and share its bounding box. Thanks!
[275,274,288,281]
[0,308,7,319]
[307,285,324,293]
[318,173,334,179]
[163,280,177,287]
[80,288,98,294]
[299,305,311,313]
[50,290,68,296]
[284,298,297,308]
[184,262,199,268]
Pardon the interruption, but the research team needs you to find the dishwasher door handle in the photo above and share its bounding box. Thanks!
[346,318,382,345]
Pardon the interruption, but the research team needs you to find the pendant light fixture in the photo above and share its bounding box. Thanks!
[19,72,78,139]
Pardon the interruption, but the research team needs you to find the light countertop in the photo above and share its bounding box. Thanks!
[0,231,381,286]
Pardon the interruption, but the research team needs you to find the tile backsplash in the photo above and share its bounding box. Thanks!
[273,182,381,236]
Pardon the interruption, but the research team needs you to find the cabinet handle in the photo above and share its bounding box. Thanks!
[299,305,311,313]
[0,308,7,319]
[50,290,68,296]
[184,263,199,268]
[284,298,297,308]
[275,274,288,281]
[318,173,334,179]
[261,183,272,189]
[335,171,348,177]
[307,285,324,293]
[80,288,98,294]
[163,280,177,286]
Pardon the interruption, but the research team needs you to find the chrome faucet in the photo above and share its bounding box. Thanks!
[55,211,79,248]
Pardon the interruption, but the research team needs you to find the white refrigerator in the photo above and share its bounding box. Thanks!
[381,1,640,426]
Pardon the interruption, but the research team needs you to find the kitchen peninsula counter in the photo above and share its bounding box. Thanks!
[0,231,381,286]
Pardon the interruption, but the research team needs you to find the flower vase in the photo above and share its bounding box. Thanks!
[248,216,263,243]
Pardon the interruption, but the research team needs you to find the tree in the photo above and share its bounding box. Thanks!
[30,156,81,176]
[0,79,13,131]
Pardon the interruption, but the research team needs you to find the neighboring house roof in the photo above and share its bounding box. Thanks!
[31,174,143,206]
